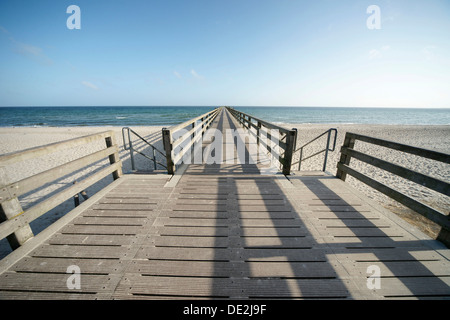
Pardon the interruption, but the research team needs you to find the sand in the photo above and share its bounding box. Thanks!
[0,124,449,257]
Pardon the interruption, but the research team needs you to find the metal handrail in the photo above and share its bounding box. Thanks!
[292,128,337,172]
[122,127,167,171]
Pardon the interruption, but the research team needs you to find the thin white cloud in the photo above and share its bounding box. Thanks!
[15,42,43,57]
[81,81,99,90]
[173,71,182,79]
[369,49,381,60]
[368,45,390,60]
[2,28,53,65]
[190,69,204,80]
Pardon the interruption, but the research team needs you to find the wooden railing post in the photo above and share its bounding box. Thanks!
[105,133,123,180]
[438,228,450,247]
[162,128,175,174]
[282,129,297,175]
[336,133,355,181]
[256,121,261,145]
[0,167,34,250]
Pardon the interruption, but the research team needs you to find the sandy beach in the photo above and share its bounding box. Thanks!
[0,124,449,258]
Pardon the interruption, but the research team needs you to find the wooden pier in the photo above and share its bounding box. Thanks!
[0,107,449,300]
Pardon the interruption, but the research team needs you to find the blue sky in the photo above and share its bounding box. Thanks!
[0,0,449,107]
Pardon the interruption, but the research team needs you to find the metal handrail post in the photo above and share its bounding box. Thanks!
[152,147,157,171]
[127,128,136,171]
[298,147,303,171]
[323,130,332,172]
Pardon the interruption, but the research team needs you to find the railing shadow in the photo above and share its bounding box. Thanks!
[198,109,349,298]
[197,108,450,299]
[287,171,450,299]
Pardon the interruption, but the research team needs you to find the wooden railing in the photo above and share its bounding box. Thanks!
[162,107,221,174]
[336,132,450,245]
[0,131,122,250]
[226,107,297,175]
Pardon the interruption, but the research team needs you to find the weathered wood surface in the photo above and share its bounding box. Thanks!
[0,108,449,300]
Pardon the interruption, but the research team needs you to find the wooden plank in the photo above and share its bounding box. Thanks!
[136,247,232,261]
[60,224,142,235]
[245,261,337,278]
[312,211,381,219]
[156,218,230,227]
[114,274,234,298]
[111,187,169,194]
[326,227,406,238]
[241,248,327,262]
[98,197,159,204]
[0,271,109,293]
[239,211,297,219]
[234,278,349,298]
[238,206,294,212]
[0,291,97,300]
[377,277,450,298]
[11,257,118,274]
[319,219,393,228]
[106,192,169,199]
[127,260,237,278]
[317,237,425,247]
[160,210,228,219]
[308,205,372,212]
[169,204,228,212]
[0,131,114,167]
[335,248,444,261]
[154,236,230,248]
[81,209,156,217]
[240,219,302,228]
[30,244,128,259]
[91,203,157,211]
[240,227,307,237]
[353,261,450,277]
[242,237,313,248]
[72,216,148,226]
[305,199,363,206]
[174,199,227,205]
[157,226,229,237]
[48,233,135,246]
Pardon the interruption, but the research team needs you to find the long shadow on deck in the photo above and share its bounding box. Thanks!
[293,176,450,299]
[188,109,348,298]
[187,108,450,299]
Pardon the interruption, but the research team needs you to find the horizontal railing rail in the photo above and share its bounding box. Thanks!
[336,132,450,245]
[226,107,297,175]
[122,127,167,171]
[0,131,122,251]
[292,128,337,172]
[162,107,221,174]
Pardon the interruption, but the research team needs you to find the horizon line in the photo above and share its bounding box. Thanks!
[1,105,449,109]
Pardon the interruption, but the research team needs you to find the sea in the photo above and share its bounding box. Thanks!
[0,106,449,127]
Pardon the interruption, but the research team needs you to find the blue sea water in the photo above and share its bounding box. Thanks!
[0,106,449,127]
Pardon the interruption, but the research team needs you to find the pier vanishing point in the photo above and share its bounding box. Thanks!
[0,107,449,300]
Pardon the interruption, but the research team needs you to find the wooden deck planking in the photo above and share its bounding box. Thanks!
[0,108,449,300]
